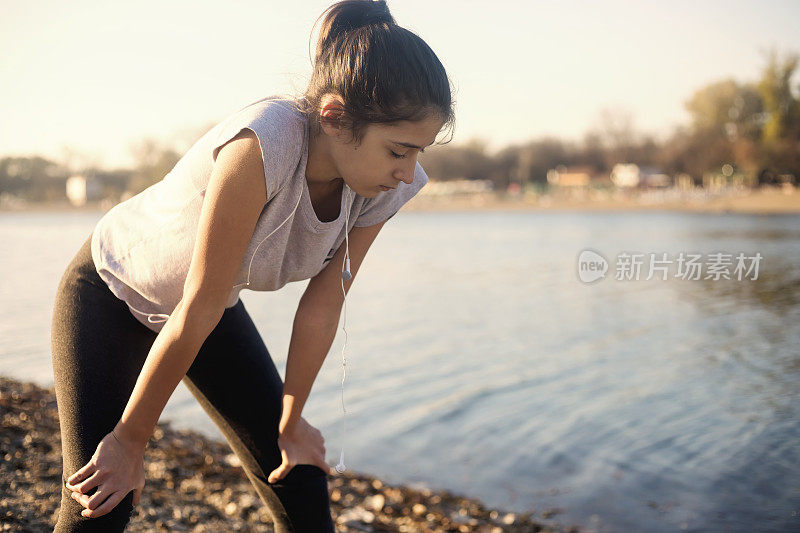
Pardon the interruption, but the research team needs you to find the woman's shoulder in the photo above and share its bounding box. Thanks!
[220,95,302,136]
[211,95,308,194]
[248,96,306,148]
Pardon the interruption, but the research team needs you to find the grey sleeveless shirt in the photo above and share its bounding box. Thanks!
[91,95,429,333]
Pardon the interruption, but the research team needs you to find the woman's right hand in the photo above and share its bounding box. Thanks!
[65,430,146,518]
[268,416,331,483]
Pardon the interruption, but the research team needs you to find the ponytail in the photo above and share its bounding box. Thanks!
[313,0,395,64]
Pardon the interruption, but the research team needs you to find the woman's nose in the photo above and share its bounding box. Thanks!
[394,164,416,184]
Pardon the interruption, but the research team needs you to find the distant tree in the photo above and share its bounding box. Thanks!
[58,146,104,177]
[626,135,661,168]
[581,131,606,172]
[490,145,519,188]
[754,138,800,183]
[685,79,764,141]
[658,127,734,180]
[655,126,689,176]
[586,106,643,168]
[418,138,495,182]
[94,169,135,202]
[0,156,68,201]
[730,137,760,177]
[583,108,661,170]
[127,138,181,193]
[757,49,800,142]
[516,138,571,184]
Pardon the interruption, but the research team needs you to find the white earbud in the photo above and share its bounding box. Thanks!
[335,450,346,473]
[336,186,352,473]
[342,257,352,281]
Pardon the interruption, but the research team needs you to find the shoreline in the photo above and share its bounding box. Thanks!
[0,375,579,532]
[2,187,799,217]
[402,187,800,215]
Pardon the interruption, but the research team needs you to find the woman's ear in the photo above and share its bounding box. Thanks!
[319,93,346,136]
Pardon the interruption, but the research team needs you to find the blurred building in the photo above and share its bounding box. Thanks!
[610,163,673,189]
[546,165,608,187]
[639,166,673,188]
[66,174,103,206]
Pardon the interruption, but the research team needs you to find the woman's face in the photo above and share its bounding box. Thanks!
[330,115,443,198]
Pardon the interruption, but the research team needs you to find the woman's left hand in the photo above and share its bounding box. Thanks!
[267,416,331,483]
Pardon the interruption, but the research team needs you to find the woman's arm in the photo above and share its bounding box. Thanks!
[113,128,269,448]
[67,128,272,518]
[278,219,387,437]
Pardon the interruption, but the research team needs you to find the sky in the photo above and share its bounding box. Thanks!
[1,0,799,169]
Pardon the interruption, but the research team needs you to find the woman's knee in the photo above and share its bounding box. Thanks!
[271,464,328,485]
[269,465,334,532]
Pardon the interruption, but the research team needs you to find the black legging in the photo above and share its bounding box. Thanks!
[51,233,335,532]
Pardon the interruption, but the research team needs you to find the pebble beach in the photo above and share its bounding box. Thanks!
[0,376,579,532]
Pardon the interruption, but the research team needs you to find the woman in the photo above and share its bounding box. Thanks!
[50,0,455,531]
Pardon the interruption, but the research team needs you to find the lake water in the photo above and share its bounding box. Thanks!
[1,209,798,532]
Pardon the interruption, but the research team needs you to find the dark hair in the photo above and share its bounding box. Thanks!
[299,0,455,146]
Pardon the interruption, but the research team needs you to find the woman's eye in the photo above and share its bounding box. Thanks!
[390,151,407,159]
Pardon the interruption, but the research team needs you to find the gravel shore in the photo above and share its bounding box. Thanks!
[0,376,580,532]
